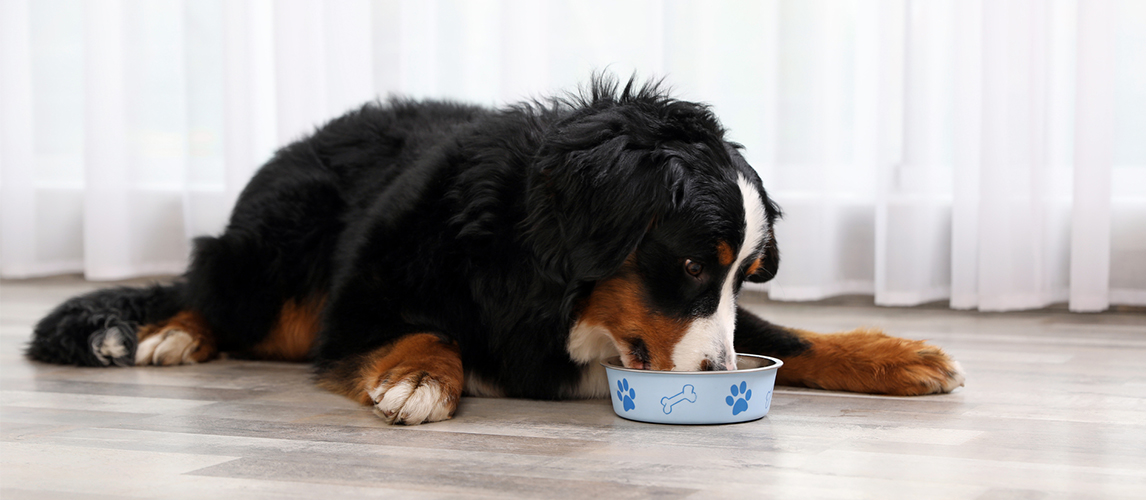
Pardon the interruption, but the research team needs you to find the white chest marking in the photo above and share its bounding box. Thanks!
[560,321,620,398]
[566,320,619,365]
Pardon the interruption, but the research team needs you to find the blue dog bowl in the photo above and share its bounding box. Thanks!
[601,354,782,424]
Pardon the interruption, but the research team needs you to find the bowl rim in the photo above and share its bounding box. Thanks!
[600,353,783,375]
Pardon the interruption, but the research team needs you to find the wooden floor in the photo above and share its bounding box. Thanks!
[2,276,1145,499]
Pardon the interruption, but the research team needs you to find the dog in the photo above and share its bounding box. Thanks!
[27,77,965,424]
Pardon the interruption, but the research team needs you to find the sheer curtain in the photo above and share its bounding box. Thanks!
[2,0,1144,312]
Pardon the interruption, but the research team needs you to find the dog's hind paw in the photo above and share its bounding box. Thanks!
[135,329,199,366]
[132,312,216,366]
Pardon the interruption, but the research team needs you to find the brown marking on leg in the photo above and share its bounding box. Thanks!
[318,333,463,425]
[578,254,688,370]
[775,328,965,396]
[250,297,324,361]
[135,311,217,365]
[716,240,735,267]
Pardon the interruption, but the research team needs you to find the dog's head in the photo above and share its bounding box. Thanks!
[526,77,781,372]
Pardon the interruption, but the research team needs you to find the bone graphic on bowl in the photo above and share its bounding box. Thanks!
[660,384,698,414]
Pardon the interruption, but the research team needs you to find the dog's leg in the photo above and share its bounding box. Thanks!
[734,308,965,396]
[134,311,218,366]
[318,333,463,425]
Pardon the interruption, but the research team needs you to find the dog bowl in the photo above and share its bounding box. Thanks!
[601,354,782,424]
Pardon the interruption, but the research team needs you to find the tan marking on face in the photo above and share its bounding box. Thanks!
[577,255,689,371]
[745,258,762,277]
[716,241,735,267]
[251,297,324,361]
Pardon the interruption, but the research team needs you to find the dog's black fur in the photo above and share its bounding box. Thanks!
[26,284,183,366]
[28,76,963,415]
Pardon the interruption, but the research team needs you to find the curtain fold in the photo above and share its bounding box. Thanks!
[82,0,135,280]
[1070,0,1115,312]
[1,0,1143,311]
[972,0,1062,311]
[222,0,275,210]
[0,0,38,276]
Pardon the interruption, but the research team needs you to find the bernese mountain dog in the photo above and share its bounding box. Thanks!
[27,77,964,425]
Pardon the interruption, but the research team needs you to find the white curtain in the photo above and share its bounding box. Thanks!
[2,0,1144,312]
[759,0,1146,312]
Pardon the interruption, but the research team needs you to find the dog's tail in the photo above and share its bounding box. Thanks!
[26,282,186,367]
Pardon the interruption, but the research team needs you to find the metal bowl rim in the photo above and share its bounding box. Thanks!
[599,353,783,374]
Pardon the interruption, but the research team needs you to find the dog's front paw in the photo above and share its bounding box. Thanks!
[897,344,965,395]
[368,370,459,425]
[316,333,464,425]
[777,328,965,396]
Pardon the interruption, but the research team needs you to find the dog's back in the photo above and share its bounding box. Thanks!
[27,98,496,367]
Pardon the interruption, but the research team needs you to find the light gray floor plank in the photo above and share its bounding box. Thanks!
[2,276,1145,499]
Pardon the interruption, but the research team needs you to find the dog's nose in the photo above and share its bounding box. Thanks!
[702,354,733,371]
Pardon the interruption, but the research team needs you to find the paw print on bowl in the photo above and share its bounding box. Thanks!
[726,381,752,415]
[616,378,636,411]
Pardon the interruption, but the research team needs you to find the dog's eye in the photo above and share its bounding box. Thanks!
[684,259,704,277]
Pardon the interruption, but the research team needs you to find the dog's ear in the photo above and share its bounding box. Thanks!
[523,119,682,285]
[731,148,782,285]
[746,229,779,283]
